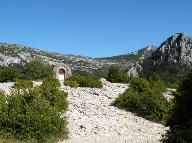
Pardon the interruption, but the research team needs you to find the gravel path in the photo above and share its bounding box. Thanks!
[59,80,168,143]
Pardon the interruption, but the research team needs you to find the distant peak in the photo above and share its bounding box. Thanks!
[162,33,192,46]
[146,44,156,47]
[171,32,189,39]
[174,32,187,36]
[145,45,157,51]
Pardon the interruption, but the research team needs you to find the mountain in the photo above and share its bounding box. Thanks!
[0,32,191,81]
[0,43,111,74]
[140,33,192,83]
[150,33,192,65]
[98,45,157,76]
[98,45,157,67]
[0,43,155,76]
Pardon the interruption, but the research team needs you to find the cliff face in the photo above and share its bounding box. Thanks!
[151,33,192,65]
[139,33,192,83]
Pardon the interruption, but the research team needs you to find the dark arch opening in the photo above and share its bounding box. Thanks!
[59,69,65,75]
[58,69,65,80]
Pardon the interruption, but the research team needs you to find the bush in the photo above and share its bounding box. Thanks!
[41,78,68,112]
[13,80,34,94]
[140,59,189,85]
[0,60,54,83]
[23,60,53,80]
[0,79,68,143]
[107,65,129,83]
[65,72,102,88]
[64,80,79,88]
[0,66,22,82]
[115,77,174,123]
[163,70,192,143]
[41,77,61,89]
[0,91,6,111]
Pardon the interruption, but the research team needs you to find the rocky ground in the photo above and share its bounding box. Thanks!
[0,80,169,143]
[0,81,42,95]
[59,79,169,143]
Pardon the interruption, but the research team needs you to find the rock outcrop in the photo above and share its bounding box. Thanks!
[151,33,192,65]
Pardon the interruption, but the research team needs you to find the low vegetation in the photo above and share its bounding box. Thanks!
[0,59,53,82]
[115,75,174,124]
[0,79,68,143]
[23,60,53,80]
[107,65,130,83]
[64,80,79,88]
[163,70,192,143]
[140,60,189,86]
[41,78,68,112]
[0,66,22,82]
[64,71,102,88]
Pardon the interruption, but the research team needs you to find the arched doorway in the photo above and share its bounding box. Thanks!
[58,69,65,81]
[53,64,72,81]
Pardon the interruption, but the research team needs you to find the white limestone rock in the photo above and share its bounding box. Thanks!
[60,81,168,143]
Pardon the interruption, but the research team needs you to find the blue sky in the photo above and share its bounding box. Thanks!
[0,0,192,57]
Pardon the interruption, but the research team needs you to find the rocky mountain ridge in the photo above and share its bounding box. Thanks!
[139,33,192,83]
[0,33,192,78]
[0,43,111,72]
[150,33,192,65]
[0,42,157,75]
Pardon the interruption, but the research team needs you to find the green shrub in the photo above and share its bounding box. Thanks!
[149,74,166,93]
[0,91,6,112]
[0,66,22,82]
[65,72,102,88]
[0,86,68,143]
[41,77,61,89]
[23,60,53,80]
[115,77,174,123]
[13,80,34,94]
[140,59,189,85]
[0,59,53,83]
[163,70,192,143]
[107,65,129,83]
[41,78,67,112]
[64,80,79,88]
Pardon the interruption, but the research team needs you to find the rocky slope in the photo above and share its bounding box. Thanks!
[139,33,192,82]
[0,43,111,73]
[150,33,192,65]
[98,45,157,63]
[59,80,168,143]
[0,43,157,76]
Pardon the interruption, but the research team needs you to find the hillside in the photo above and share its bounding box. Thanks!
[0,33,192,81]
[140,33,192,83]
[0,43,111,73]
[0,43,154,76]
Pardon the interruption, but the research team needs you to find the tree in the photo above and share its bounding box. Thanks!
[163,69,192,142]
[0,66,22,82]
[107,65,129,83]
[24,60,53,80]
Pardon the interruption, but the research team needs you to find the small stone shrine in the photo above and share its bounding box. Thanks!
[53,64,72,81]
